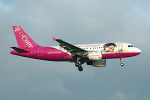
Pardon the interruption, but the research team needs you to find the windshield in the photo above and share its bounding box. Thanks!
[128,45,135,47]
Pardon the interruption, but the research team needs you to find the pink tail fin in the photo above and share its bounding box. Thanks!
[12,26,40,49]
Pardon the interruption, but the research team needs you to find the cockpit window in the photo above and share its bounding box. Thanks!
[128,45,134,47]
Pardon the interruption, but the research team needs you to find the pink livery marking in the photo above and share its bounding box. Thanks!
[102,52,141,59]
[12,26,40,49]
[11,26,141,71]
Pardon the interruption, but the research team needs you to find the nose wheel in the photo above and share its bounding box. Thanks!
[120,63,124,66]
[120,57,124,66]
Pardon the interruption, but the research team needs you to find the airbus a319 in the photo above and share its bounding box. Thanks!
[11,26,141,71]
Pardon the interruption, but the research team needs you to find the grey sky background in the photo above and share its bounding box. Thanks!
[0,0,150,100]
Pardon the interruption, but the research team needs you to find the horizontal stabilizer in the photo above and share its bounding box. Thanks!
[11,47,28,53]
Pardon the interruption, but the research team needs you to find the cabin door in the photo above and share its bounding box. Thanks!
[38,47,43,56]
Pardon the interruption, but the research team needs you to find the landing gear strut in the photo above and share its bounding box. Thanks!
[75,62,83,71]
[75,57,83,71]
[120,57,124,66]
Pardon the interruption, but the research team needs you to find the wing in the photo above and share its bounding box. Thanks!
[53,38,88,57]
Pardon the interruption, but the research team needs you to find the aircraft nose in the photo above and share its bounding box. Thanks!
[135,48,141,54]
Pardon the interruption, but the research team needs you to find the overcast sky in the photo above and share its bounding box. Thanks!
[0,0,150,100]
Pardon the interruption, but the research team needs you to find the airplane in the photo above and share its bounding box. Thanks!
[10,26,141,71]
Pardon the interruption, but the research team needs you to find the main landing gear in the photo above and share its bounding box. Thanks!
[120,57,124,66]
[75,62,83,71]
[75,58,83,72]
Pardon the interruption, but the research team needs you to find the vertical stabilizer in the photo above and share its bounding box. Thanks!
[12,26,40,49]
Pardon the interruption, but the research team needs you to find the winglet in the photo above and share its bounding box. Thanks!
[52,37,57,41]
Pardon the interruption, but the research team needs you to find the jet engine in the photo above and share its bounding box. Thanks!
[87,59,106,67]
[88,52,102,60]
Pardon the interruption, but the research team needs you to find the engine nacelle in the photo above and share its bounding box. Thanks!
[88,52,102,60]
[87,59,106,67]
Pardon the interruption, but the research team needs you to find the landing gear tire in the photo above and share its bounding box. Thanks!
[75,62,80,67]
[120,63,124,66]
[120,57,124,66]
[78,66,83,72]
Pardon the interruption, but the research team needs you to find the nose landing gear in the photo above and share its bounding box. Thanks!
[120,63,124,66]
[120,57,124,66]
